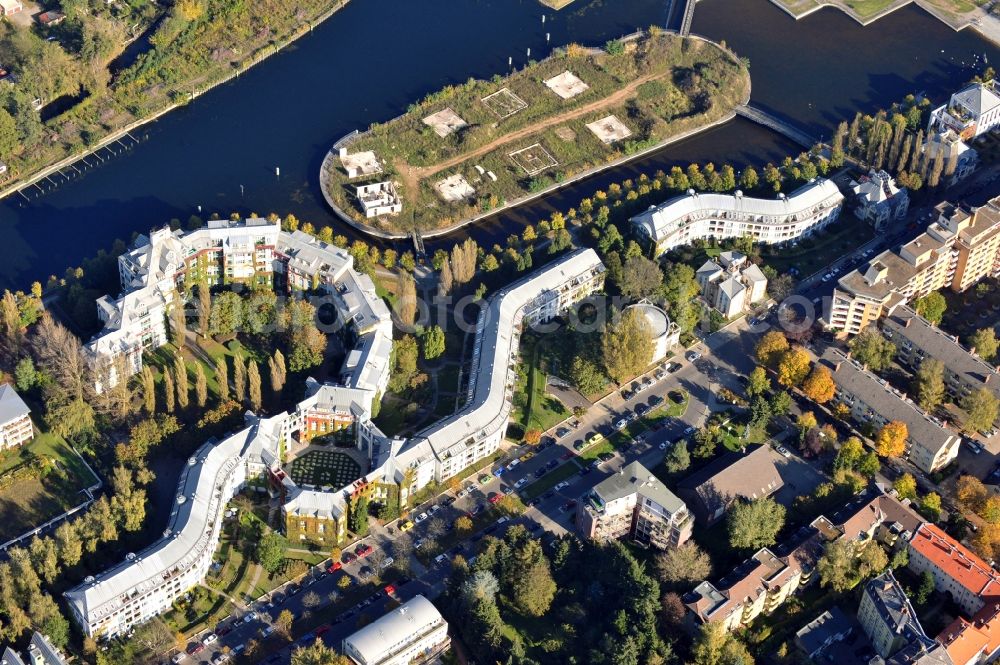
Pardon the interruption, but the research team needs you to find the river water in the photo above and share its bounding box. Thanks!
[1,0,998,288]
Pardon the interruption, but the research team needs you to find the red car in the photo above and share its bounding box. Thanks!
[384,584,396,596]
[488,493,502,504]
[316,624,331,637]
[355,544,374,558]
[188,644,205,655]
[327,561,342,573]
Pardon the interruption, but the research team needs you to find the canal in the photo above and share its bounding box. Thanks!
[0,0,998,288]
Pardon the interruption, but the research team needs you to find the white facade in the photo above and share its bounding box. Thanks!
[356,181,402,218]
[342,595,449,665]
[695,251,767,319]
[624,302,678,364]
[0,384,33,451]
[849,170,909,229]
[929,80,1000,141]
[630,179,844,257]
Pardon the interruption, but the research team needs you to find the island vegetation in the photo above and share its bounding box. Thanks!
[323,30,750,234]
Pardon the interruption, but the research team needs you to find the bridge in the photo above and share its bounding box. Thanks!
[678,0,696,36]
[411,230,426,257]
[666,0,696,35]
[734,105,819,149]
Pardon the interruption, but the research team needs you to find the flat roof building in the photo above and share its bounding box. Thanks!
[342,595,449,665]
[630,179,843,257]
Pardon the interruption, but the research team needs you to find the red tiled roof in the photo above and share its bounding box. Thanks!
[911,524,1000,597]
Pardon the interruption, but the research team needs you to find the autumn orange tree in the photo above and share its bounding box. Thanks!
[755,331,789,368]
[801,365,835,403]
[874,421,908,458]
[523,429,542,445]
[776,347,811,387]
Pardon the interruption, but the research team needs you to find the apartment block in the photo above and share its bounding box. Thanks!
[820,347,961,473]
[883,304,1000,410]
[929,80,1000,141]
[1,632,69,665]
[827,198,1000,336]
[0,384,32,451]
[858,571,938,659]
[577,461,692,550]
[342,595,449,665]
[908,523,1000,617]
[630,178,844,257]
[695,250,768,318]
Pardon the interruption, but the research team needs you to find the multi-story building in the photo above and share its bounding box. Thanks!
[695,250,768,318]
[577,461,692,550]
[929,80,1000,141]
[0,384,33,451]
[884,304,1000,414]
[629,178,844,257]
[924,128,979,187]
[858,571,938,659]
[684,485,922,634]
[826,198,1000,335]
[64,413,289,638]
[341,595,449,665]
[820,347,961,473]
[908,523,1000,617]
[849,170,910,229]
[1,632,69,665]
[938,603,1000,665]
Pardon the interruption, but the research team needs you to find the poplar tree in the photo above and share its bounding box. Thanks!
[846,112,862,157]
[195,363,207,408]
[141,366,156,415]
[171,291,186,349]
[174,354,189,409]
[247,360,262,411]
[215,356,229,402]
[164,369,175,414]
[909,129,924,174]
[233,353,246,403]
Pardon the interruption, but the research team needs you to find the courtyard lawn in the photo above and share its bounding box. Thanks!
[288,450,362,488]
[0,429,99,544]
[759,212,874,277]
[510,334,569,441]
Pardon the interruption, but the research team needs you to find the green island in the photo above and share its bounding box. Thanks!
[0,0,348,187]
[322,31,750,234]
[768,0,992,27]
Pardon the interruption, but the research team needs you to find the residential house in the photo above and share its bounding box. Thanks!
[630,178,844,257]
[849,170,910,229]
[676,444,783,526]
[907,523,1000,617]
[577,461,693,550]
[0,0,22,16]
[929,80,1000,141]
[820,347,961,473]
[1,632,69,665]
[0,384,32,451]
[858,571,938,659]
[925,129,978,187]
[695,250,768,319]
[794,607,854,661]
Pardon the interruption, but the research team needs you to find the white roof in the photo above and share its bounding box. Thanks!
[0,383,30,425]
[65,415,283,623]
[631,178,843,244]
[952,81,1000,118]
[626,303,669,338]
[343,595,445,664]
[850,170,901,205]
[410,248,603,460]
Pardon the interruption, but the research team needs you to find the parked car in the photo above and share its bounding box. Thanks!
[243,612,258,624]
[614,418,628,430]
[202,633,218,646]
[488,492,502,504]
[686,351,701,362]
[493,466,506,477]
[775,445,792,458]
[508,458,521,469]
[650,395,664,406]
[356,544,373,558]
[514,477,528,489]
[187,645,205,656]
[534,467,547,478]
[398,519,414,532]
[684,426,696,435]
[262,625,275,638]
[635,403,649,416]
[478,474,493,484]
[343,552,357,564]
[415,512,428,523]
[381,556,394,569]
[546,459,559,470]
[557,427,570,438]
[172,653,187,663]
[554,481,570,491]
[658,441,668,450]
[587,433,604,446]
[598,452,615,462]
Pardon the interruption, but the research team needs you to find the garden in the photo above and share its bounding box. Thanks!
[288,450,362,489]
[325,31,749,232]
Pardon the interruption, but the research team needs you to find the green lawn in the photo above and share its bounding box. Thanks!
[843,0,900,17]
[288,450,362,488]
[760,212,874,276]
[511,334,569,440]
[521,460,583,500]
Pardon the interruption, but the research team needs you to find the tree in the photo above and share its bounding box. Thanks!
[269,355,284,394]
[692,621,756,665]
[163,370,175,414]
[54,522,82,568]
[971,328,1000,362]
[215,356,230,402]
[194,363,207,408]
[197,282,211,337]
[233,353,246,403]
[290,640,351,665]
[664,440,690,474]
[776,346,811,387]
[275,609,294,639]
[962,387,999,434]
[140,365,156,415]
[755,331,789,367]
[255,532,286,575]
[801,365,835,403]
[817,539,888,591]
[523,429,542,445]
[512,556,556,617]
[921,492,942,520]
[893,473,918,501]
[662,263,701,333]
[740,165,759,190]
[913,292,947,325]
[209,291,243,337]
[454,516,473,535]
[602,308,654,384]
[284,300,326,371]
[745,366,770,399]
[616,255,663,300]
[395,272,417,328]
[915,358,946,412]
[422,326,446,360]
[957,475,989,512]
[570,356,607,395]
[349,495,369,536]
[247,360,262,411]
[0,108,17,160]
[796,411,818,442]
[875,421,908,457]
[655,542,711,584]
[848,327,896,370]
[727,498,785,550]
[174,353,189,409]
[171,292,186,349]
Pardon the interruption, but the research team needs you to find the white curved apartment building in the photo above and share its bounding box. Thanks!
[67,234,605,638]
[630,179,844,257]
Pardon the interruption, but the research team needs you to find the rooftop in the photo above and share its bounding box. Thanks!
[343,595,445,664]
[0,383,30,425]
[909,523,1000,599]
[590,460,686,514]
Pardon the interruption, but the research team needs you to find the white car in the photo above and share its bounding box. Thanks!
[615,418,627,430]
[415,512,428,523]
[414,539,425,550]
[428,504,442,515]
[776,445,792,458]
[243,611,257,624]
[262,625,274,638]
[686,351,701,362]
[508,458,521,468]
[554,481,570,491]
[684,426,696,435]
[202,633,218,645]
[514,478,528,489]
[171,654,187,664]
[381,556,394,569]
[456,488,469,498]
[658,441,668,451]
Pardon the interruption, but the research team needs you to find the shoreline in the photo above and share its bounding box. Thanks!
[0,0,351,204]
[318,33,752,243]
[762,0,1000,47]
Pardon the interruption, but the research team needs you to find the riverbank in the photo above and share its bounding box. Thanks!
[320,31,750,238]
[763,0,1000,47]
[0,0,352,203]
